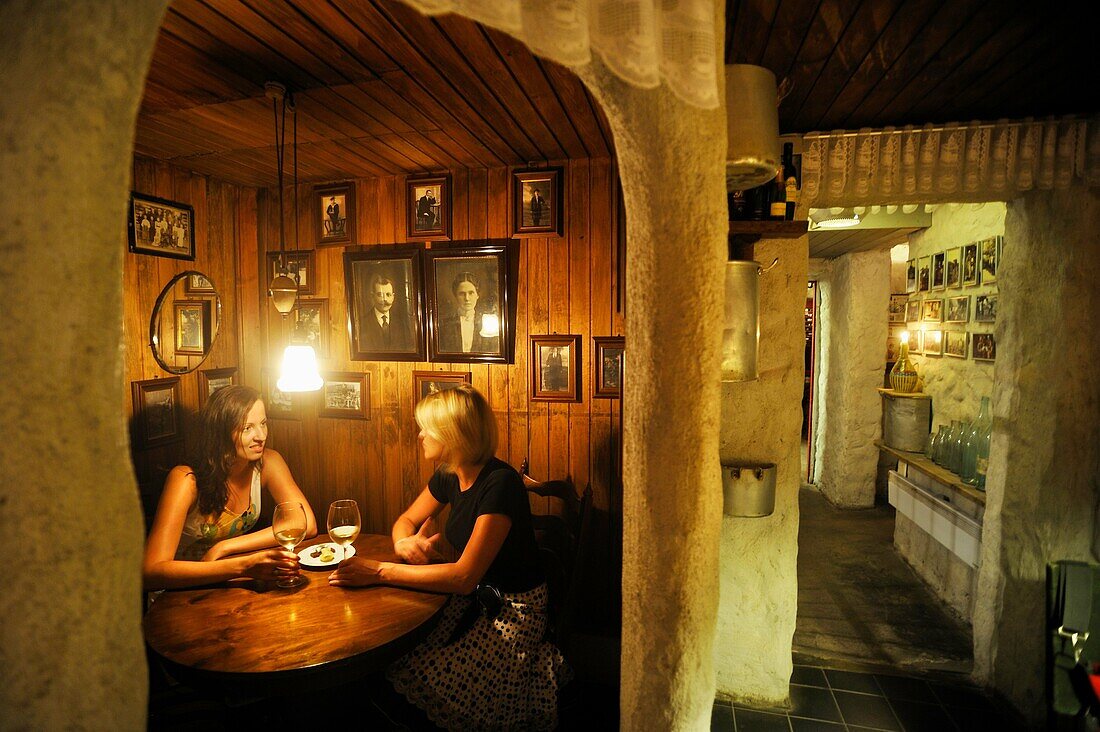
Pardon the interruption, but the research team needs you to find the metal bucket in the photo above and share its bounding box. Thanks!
[722,260,762,382]
[721,461,777,517]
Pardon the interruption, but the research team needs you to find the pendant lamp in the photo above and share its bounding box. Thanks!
[725,64,780,191]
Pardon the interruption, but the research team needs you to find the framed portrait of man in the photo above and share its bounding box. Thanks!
[593,336,624,399]
[315,182,356,246]
[425,242,515,365]
[512,168,563,238]
[406,174,451,241]
[344,247,426,362]
[531,334,581,402]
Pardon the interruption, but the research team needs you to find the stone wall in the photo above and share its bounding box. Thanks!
[715,236,808,706]
[815,249,891,507]
[972,183,1100,725]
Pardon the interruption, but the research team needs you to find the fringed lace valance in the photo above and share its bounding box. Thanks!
[399,0,719,109]
[801,116,1100,208]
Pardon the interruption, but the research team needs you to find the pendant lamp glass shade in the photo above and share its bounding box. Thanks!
[277,344,323,392]
[269,273,299,315]
[725,64,780,191]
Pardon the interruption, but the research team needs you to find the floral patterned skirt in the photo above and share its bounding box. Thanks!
[387,582,571,731]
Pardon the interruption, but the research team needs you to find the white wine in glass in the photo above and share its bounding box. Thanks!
[272,501,307,588]
[327,499,361,562]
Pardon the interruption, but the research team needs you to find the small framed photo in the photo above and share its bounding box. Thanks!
[905,259,917,293]
[262,368,299,419]
[185,272,215,294]
[531,335,581,402]
[924,329,944,357]
[406,174,451,241]
[425,242,514,364]
[944,331,968,359]
[944,248,961,289]
[131,377,183,448]
[962,242,979,286]
[910,329,924,355]
[198,367,237,406]
[945,295,970,323]
[320,371,370,419]
[904,299,921,323]
[974,293,997,323]
[593,336,625,399]
[973,332,996,362]
[344,247,427,362]
[980,237,998,284]
[174,300,211,355]
[128,192,195,260]
[267,251,315,295]
[512,168,563,238]
[315,182,356,246]
[917,256,930,292]
[413,370,472,410]
[293,298,329,358]
[888,294,908,324]
[886,335,900,362]
[921,299,943,322]
[931,252,945,290]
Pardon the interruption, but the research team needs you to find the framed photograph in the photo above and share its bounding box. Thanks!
[905,259,917,293]
[917,256,930,292]
[198,366,237,406]
[974,293,998,323]
[267,250,315,295]
[425,242,514,364]
[262,368,299,419]
[931,252,946,290]
[593,336,625,399]
[973,332,997,362]
[904,299,921,323]
[924,329,944,357]
[413,370,472,409]
[910,329,924,355]
[512,168,563,238]
[131,377,183,448]
[406,174,451,241]
[886,335,900,362]
[888,294,908,324]
[128,192,195,260]
[344,247,426,362]
[980,237,998,284]
[293,298,329,358]
[944,331,968,359]
[945,295,970,323]
[921,299,943,322]
[944,248,961,289]
[174,300,211,355]
[961,242,979,286]
[185,272,215,294]
[315,182,356,246]
[319,371,370,419]
[531,335,581,402]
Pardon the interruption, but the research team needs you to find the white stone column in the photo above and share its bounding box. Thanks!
[715,236,809,705]
[815,249,891,507]
[0,1,166,727]
[973,184,1100,725]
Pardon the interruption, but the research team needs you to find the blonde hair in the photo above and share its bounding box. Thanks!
[414,384,497,468]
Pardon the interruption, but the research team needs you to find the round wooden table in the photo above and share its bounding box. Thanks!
[144,534,447,695]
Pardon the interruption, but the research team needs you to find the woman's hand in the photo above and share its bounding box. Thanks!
[328,557,385,587]
[242,549,301,582]
[201,541,229,562]
[394,520,445,565]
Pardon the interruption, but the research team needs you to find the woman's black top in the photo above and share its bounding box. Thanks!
[428,457,544,592]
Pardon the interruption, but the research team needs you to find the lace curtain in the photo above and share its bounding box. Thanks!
[399,0,719,109]
[801,116,1100,208]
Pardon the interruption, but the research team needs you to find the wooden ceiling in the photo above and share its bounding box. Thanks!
[135,1,1094,190]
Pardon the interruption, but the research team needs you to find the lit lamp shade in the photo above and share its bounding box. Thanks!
[479,312,500,338]
[725,64,780,191]
[277,345,323,392]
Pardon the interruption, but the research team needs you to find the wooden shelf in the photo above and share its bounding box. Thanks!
[728,220,808,259]
[875,440,986,505]
[877,387,931,399]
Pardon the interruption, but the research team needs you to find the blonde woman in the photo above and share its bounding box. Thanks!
[330,384,568,730]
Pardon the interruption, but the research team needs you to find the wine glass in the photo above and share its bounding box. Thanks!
[327,499,361,563]
[272,501,307,588]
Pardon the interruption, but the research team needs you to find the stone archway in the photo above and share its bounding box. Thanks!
[0,3,727,729]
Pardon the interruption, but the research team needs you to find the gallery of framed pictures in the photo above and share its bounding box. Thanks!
[344,240,519,364]
[906,236,1001,293]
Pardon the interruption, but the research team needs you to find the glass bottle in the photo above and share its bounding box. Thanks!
[890,340,919,393]
[972,397,993,489]
[950,420,965,474]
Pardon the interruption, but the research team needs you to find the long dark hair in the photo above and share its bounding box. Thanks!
[189,385,261,517]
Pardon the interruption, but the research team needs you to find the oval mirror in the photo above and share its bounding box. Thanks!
[149,271,222,374]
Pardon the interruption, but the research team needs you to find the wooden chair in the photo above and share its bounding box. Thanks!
[519,458,594,649]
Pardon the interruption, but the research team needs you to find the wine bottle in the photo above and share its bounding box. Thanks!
[747,183,768,221]
[782,142,799,220]
[728,189,747,220]
[768,166,785,221]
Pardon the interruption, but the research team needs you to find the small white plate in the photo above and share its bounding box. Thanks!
[298,542,356,569]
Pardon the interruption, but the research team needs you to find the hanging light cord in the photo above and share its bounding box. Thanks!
[273,93,287,268]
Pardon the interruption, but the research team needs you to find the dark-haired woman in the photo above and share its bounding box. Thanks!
[330,384,568,730]
[142,385,316,590]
